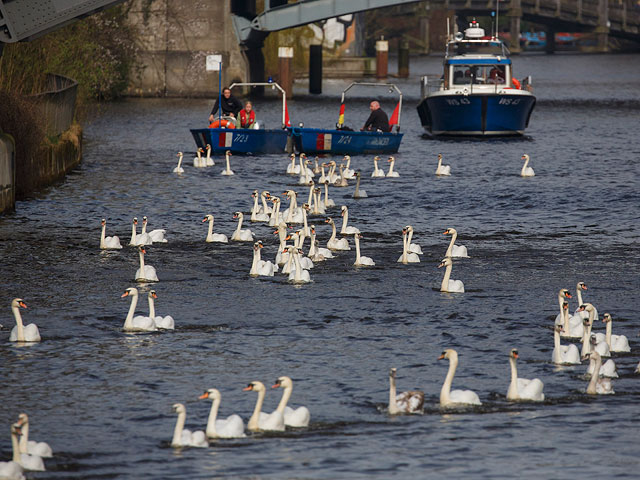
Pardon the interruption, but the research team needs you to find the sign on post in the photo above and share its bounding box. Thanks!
[206,55,222,72]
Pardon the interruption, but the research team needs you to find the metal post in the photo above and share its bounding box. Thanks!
[545,27,556,54]
[309,45,322,94]
[376,37,388,79]
[278,46,293,99]
[398,39,409,78]
[218,62,222,124]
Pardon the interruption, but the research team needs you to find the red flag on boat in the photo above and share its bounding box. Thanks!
[389,100,400,128]
[338,102,345,125]
[284,100,291,127]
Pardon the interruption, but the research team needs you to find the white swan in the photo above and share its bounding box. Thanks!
[585,351,615,395]
[322,181,336,208]
[134,245,158,282]
[173,151,185,173]
[312,156,322,175]
[272,376,311,427]
[578,303,610,358]
[287,247,311,284]
[353,233,375,266]
[352,171,368,198]
[388,368,424,414]
[443,227,469,258]
[141,216,167,243]
[9,299,41,343]
[573,281,596,319]
[435,153,451,176]
[268,197,283,227]
[128,217,152,246]
[243,381,285,432]
[560,300,584,339]
[202,214,229,243]
[397,227,420,264]
[506,349,545,401]
[520,153,535,177]
[230,212,254,242]
[260,190,272,214]
[310,187,326,215]
[309,225,333,260]
[0,423,25,480]
[199,389,246,438]
[386,156,400,177]
[585,352,618,379]
[602,313,630,353]
[325,218,350,251]
[17,414,52,458]
[333,164,349,187]
[438,257,464,293]
[193,147,207,168]
[221,150,234,175]
[552,325,580,365]
[147,291,175,330]
[282,190,304,224]
[286,153,300,175]
[342,155,355,179]
[326,160,339,183]
[250,191,270,222]
[405,225,423,255]
[554,288,573,325]
[121,288,157,332]
[290,231,313,269]
[371,156,385,177]
[14,426,43,472]
[298,154,314,185]
[438,349,482,406]
[250,241,277,277]
[340,205,360,235]
[171,403,208,447]
[100,219,122,249]
[205,144,214,166]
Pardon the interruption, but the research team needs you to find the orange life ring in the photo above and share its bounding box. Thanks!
[512,78,521,90]
[209,119,236,129]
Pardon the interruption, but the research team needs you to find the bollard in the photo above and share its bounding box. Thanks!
[375,37,388,79]
[398,39,409,78]
[278,47,293,98]
[309,45,322,94]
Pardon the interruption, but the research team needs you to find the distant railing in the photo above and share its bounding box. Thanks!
[30,73,78,137]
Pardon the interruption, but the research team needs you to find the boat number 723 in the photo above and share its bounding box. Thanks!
[233,134,249,143]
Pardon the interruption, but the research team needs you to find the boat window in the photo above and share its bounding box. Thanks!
[452,41,507,56]
[452,65,506,85]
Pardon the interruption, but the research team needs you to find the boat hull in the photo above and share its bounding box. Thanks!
[190,128,290,154]
[290,127,403,155]
[417,92,536,136]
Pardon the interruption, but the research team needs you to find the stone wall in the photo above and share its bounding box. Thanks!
[126,0,248,97]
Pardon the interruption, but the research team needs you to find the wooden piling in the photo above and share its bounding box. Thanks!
[376,38,388,79]
[278,47,293,98]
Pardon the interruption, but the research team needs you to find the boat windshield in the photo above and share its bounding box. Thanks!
[449,40,508,56]
[452,64,507,85]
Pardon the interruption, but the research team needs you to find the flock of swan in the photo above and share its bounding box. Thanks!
[0,414,51,479]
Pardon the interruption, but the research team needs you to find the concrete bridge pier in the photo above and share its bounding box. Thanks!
[595,0,610,52]
[507,0,523,54]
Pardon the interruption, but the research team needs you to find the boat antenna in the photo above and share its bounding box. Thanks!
[446,16,450,41]
[495,0,500,40]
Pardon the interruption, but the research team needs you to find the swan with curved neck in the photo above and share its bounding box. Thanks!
[325,218,350,251]
[193,147,206,167]
[520,154,535,177]
[438,257,464,293]
[309,225,333,260]
[0,423,24,480]
[231,212,254,242]
[397,227,420,264]
[250,191,270,222]
[585,351,614,395]
[173,151,184,173]
[340,205,360,235]
[573,282,593,319]
[135,245,158,282]
[260,190,272,214]
[283,190,304,224]
[243,381,285,431]
[221,150,234,175]
[268,197,283,227]
[435,153,451,176]
[311,188,326,214]
[171,403,208,447]
[602,313,630,352]
[405,225,423,255]
[203,214,228,243]
[286,153,300,175]
[353,233,375,266]
[323,181,336,208]
[272,376,311,427]
[13,424,43,472]
[121,288,157,332]
[199,389,246,438]
[333,164,348,187]
[147,290,174,329]
[506,349,544,401]
[129,217,152,246]
[552,324,580,365]
[443,228,468,258]
[9,299,41,343]
[585,347,617,379]
[371,156,385,177]
[298,153,314,184]
[386,156,399,177]
[554,288,573,325]
[438,349,481,406]
[100,219,122,249]
[352,171,368,198]
[578,303,610,357]
[250,241,277,277]
[205,144,214,166]
[388,368,424,414]
[17,414,52,458]
[341,155,355,179]
[287,247,311,284]
[141,216,167,243]
[560,298,584,338]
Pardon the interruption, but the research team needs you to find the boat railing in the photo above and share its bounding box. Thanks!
[420,75,443,97]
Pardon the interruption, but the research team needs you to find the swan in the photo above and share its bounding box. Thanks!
[602,313,630,352]
[135,245,158,282]
[578,303,610,357]
[397,227,420,264]
[585,351,615,395]
[272,376,311,427]
[585,351,618,378]
[438,349,482,406]
[405,225,423,255]
[312,156,322,175]
[250,191,270,222]
[443,228,469,258]
[300,203,311,238]
[554,288,573,325]
[282,190,304,224]
[290,230,313,269]
[199,389,246,438]
[128,217,152,246]
[100,219,122,249]
[333,164,349,187]
[552,325,580,365]
[171,403,208,448]
[311,188,326,215]
[268,197,283,227]
[371,156,385,177]
[309,225,333,260]
[388,368,424,414]
[353,233,375,266]
[202,214,229,243]
[230,212,254,242]
[506,349,545,401]
[250,189,263,213]
[340,205,360,235]
[298,154,314,185]
[221,150,234,175]
[141,216,167,243]
[520,153,535,177]
[326,160,339,183]
[250,241,277,277]
[0,423,25,480]
[147,290,175,330]
[274,221,291,267]
[341,155,355,179]
[386,156,400,177]
[560,300,584,339]
[17,414,52,458]
[438,257,464,293]
[260,190,272,214]
[287,247,311,284]
[435,153,451,176]
[205,144,214,166]
[243,381,285,432]
[9,298,41,343]
[173,151,184,173]
[352,171,368,198]
[325,218,350,251]
[193,147,207,167]
[121,288,157,332]
[14,428,44,472]
[573,281,596,319]
[322,181,336,208]
[286,153,300,175]
[318,163,328,184]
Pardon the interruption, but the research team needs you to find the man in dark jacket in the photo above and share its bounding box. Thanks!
[209,87,243,123]
[361,101,390,132]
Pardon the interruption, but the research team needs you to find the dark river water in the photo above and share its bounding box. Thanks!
[1,53,640,479]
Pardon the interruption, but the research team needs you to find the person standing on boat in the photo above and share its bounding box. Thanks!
[239,101,256,129]
[209,87,243,124]
[361,101,390,132]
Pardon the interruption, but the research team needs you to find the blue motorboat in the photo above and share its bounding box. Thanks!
[417,20,536,136]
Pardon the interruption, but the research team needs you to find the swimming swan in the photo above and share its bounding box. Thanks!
[585,351,614,395]
[352,171,368,198]
[506,349,544,401]
[202,214,229,243]
[205,144,214,166]
[438,349,481,406]
[171,403,208,447]
[353,233,375,266]
[272,376,311,427]
[173,152,185,173]
[193,148,206,168]
[199,389,246,438]
[221,150,234,175]
[121,288,157,332]
[17,414,52,458]
[435,153,451,176]
[386,156,400,177]
[250,241,277,277]
[100,219,122,250]
[443,227,469,258]
[340,205,360,235]
[9,299,41,343]
[141,216,167,243]
[438,257,464,293]
[325,218,350,251]
[371,156,385,177]
[231,212,254,242]
[602,313,630,352]
[244,381,285,432]
[552,324,580,365]
[397,227,421,264]
[520,154,535,177]
[135,245,158,282]
[388,368,424,414]
[0,423,25,480]
[147,290,175,330]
